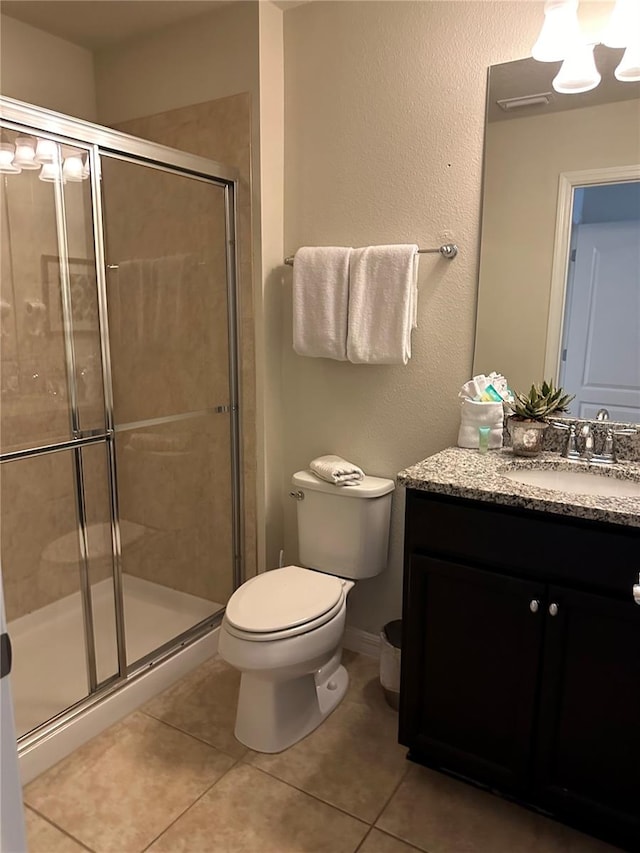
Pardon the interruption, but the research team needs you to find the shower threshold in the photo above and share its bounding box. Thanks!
[9,574,222,738]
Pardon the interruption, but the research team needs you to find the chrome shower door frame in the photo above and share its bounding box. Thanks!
[0,96,243,751]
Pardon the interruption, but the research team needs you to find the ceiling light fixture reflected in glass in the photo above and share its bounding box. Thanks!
[13,136,40,170]
[0,142,21,174]
[553,43,601,93]
[39,162,63,183]
[35,138,59,164]
[62,154,85,182]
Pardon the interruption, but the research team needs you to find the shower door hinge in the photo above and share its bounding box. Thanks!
[214,405,238,414]
[570,249,577,262]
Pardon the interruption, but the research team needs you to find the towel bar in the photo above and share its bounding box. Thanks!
[284,243,458,265]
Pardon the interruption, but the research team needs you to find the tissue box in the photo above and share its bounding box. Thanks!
[458,400,504,449]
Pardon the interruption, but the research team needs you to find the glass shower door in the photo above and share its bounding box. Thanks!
[0,129,120,736]
[100,155,234,667]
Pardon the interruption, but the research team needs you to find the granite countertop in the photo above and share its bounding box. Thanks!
[397,447,640,529]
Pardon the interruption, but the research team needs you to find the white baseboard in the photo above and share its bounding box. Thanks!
[343,625,380,659]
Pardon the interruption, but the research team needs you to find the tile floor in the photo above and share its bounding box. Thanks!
[23,651,621,853]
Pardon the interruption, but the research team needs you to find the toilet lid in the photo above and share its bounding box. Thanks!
[225,565,345,633]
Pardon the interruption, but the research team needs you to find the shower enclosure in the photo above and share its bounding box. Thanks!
[0,98,241,759]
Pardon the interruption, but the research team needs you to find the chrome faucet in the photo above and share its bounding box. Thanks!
[580,423,595,461]
[592,426,638,465]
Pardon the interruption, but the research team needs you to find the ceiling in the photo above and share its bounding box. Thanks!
[1,1,234,49]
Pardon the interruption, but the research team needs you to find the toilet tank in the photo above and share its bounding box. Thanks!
[291,470,395,579]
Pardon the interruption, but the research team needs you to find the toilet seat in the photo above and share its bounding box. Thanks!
[224,565,346,641]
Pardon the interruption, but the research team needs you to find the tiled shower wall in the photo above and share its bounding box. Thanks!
[112,93,257,593]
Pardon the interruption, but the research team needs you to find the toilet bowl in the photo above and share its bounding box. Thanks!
[218,565,354,752]
[219,470,395,753]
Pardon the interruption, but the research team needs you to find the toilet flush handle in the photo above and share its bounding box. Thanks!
[289,490,305,501]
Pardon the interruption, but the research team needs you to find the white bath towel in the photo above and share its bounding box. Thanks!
[310,455,365,486]
[346,244,419,364]
[293,247,352,360]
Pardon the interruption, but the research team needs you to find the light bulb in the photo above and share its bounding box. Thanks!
[532,0,582,62]
[62,154,84,182]
[39,162,63,183]
[602,0,640,49]
[13,136,39,170]
[0,142,20,174]
[553,43,601,94]
[35,138,59,164]
[615,43,640,81]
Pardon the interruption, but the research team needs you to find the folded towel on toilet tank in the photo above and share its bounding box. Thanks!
[309,455,365,486]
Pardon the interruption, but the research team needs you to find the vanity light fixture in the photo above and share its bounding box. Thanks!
[552,43,601,94]
[532,0,640,91]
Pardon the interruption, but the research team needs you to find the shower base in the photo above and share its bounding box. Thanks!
[10,574,221,739]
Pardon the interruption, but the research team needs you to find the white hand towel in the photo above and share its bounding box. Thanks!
[346,244,419,365]
[310,455,365,486]
[293,247,352,360]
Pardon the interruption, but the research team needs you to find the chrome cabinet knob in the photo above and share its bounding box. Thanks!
[549,602,559,616]
[529,599,540,613]
[633,573,640,606]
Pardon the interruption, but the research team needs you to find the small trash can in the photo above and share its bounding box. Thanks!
[379,619,402,710]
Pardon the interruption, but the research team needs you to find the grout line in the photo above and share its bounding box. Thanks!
[370,760,411,827]
[140,756,244,853]
[353,826,375,852]
[238,760,373,828]
[139,708,247,761]
[24,804,96,852]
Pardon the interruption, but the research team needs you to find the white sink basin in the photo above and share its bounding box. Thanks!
[502,468,640,498]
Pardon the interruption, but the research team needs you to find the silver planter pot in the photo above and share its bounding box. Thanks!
[508,418,549,457]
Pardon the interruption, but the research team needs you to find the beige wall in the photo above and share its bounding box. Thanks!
[94,1,259,125]
[256,2,285,572]
[281,0,549,634]
[475,99,640,395]
[0,14,96,120]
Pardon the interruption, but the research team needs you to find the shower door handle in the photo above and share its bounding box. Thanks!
[0,632,12,679]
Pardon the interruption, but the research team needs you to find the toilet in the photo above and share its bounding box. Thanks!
[218,469,395,753]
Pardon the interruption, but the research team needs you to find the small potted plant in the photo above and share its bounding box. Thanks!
[508,380,574,457]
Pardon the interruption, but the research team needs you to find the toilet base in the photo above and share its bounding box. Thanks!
[234,655,349,753]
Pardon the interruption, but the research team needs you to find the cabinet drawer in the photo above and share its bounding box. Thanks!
[405,490,640,599]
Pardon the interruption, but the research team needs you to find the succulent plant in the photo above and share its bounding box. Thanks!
[512,380,574,422]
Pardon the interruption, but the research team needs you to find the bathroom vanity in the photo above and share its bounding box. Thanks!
[397,448,640,850]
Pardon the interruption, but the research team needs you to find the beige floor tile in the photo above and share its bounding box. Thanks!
[376,764,622,853]
[247,653,408,823]
[148,762,368,853]
[25,807,88,852]
[142,656,247,758]
[24,711,235,853]
[358,827,423,853]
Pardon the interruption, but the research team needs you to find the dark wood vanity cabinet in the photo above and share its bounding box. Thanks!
[399,489,640,850]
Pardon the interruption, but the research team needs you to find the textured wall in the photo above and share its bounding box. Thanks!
[0,14,97,120]
[282,0,552,634]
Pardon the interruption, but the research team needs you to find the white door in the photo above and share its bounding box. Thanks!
[560,220,640,421]
[0,569,26,853]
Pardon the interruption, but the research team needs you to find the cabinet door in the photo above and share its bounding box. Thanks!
[535,586,640,847]
[400,555,545,793]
